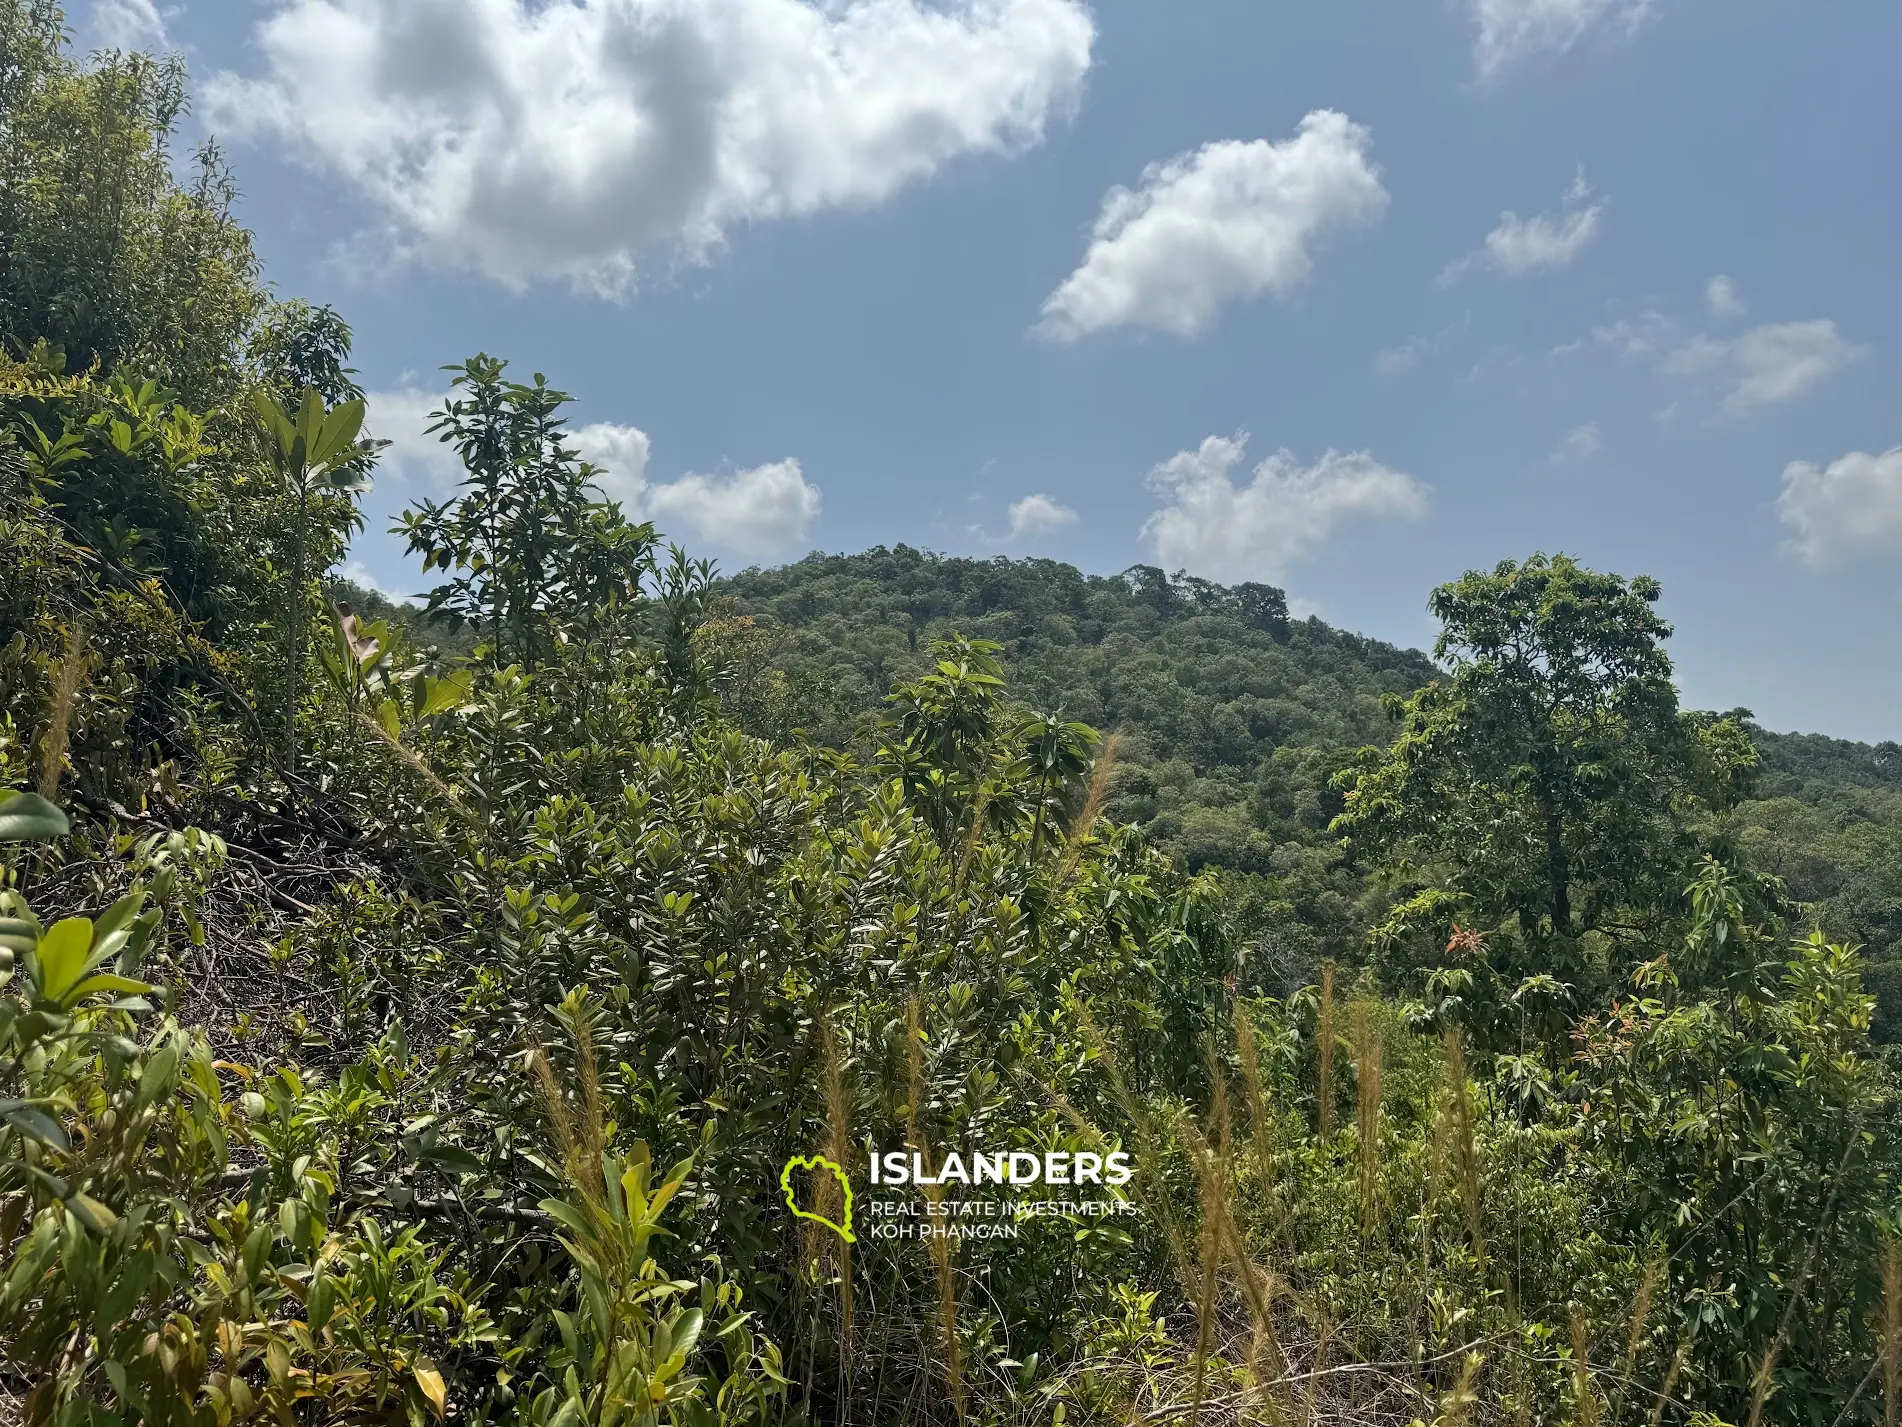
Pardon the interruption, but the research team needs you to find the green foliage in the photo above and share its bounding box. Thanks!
[0,0,262,401]
[2,18,1900,1424]
[1334,554,1755,947]
[397,356,656,673]
[252,385,370,771]
[724,547,1436,975]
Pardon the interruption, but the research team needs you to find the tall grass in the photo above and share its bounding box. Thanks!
[36,626,86,800]
[1316,966,1335,1140]
[1055,732,1119,889]
[1442,1028,1485,1272]
[907,996,966,1424]
[1352,1000,1381,1237]
[1886,1238,1902,1427]
[816,1010,855,1375]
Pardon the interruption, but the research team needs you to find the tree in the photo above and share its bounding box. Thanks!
[396,354,653,672]
[253,386,368,773]
[880,635,1010,846]
[1333,554,1756,947]
[0,0,261,402]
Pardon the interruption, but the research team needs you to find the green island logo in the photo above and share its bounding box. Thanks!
[780,1153,856,1243]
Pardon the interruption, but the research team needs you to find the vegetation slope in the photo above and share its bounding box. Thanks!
[2,9,1899,1427]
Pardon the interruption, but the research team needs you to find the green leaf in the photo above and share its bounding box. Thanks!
[418,670,474,719]
[0,916,38,959]
[0,790,69,842]
[539,1198,592,1242]
[307,1269,335,1330]
[670,1307,704,1360]
[97,1250,157,1329]
[91,888,147,954]
[0,1100,68,1149]
[34,917,95,1002]
[418,1142,486,1177]
[67,972,155,1003]
[309,398,366,469]
[132,1046,178,1114]
[66,1193,118,1235]
[252,390,297,459]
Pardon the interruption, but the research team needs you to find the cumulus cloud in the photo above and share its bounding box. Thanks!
[1572,300,1860,421]
[1036,111,1388,341]
[575,424,818,557]
[1777,447,1902,565]
[1706,274,1745,318]
[1139,434,1427,585]
[1470,0,1656,79]
[644,460,820,558]
[88,0,171,50]
[1005,493,1078,540]
[573,422,653,510]
[1552,423,1602,462]
[206,0,1094,293]
[1663,319,1864,417]
[364,391,815,557]
[1442,170,1601,284]
[364,389,461,488]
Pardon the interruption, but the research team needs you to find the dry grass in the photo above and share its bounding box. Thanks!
[1078,1003,1196,1303]
[1352,1001,1381,1237]
[36,627,87,800]
[528,994,607,1202]
[1056,732,1120,888]
[1569,1310,1601,1427]
[907,996,966,1424]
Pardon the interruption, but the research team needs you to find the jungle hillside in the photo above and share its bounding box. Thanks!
[5,8,1902,1427]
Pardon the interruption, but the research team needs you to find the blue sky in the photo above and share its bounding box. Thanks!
[91,0,1902,739]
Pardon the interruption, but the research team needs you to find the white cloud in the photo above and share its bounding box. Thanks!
[573,422,653,510]
[1778,447,1902,564]
[1470,0,1655,79]
[1005,493,1078,539]
[1139,434,1427,585]
[644,460,821,559]
[1706,274,1745,318]
[1552,423,1602,462]
[88,0,171,50]
[1663,319,1864,417]
[365,388,461,488]
[1588,310,1671,357]
[575,423,818,557]
[1035,111,1388,341]
[206,0,1094,293]
[1482,204,1602,276]
[366,392,813,558]
[1443,169,1602,283]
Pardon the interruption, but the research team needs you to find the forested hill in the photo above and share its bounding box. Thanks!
[725,546,1902,1022]
[725,546,1433,859]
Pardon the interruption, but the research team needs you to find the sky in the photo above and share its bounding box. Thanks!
[85,0,1902,741]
